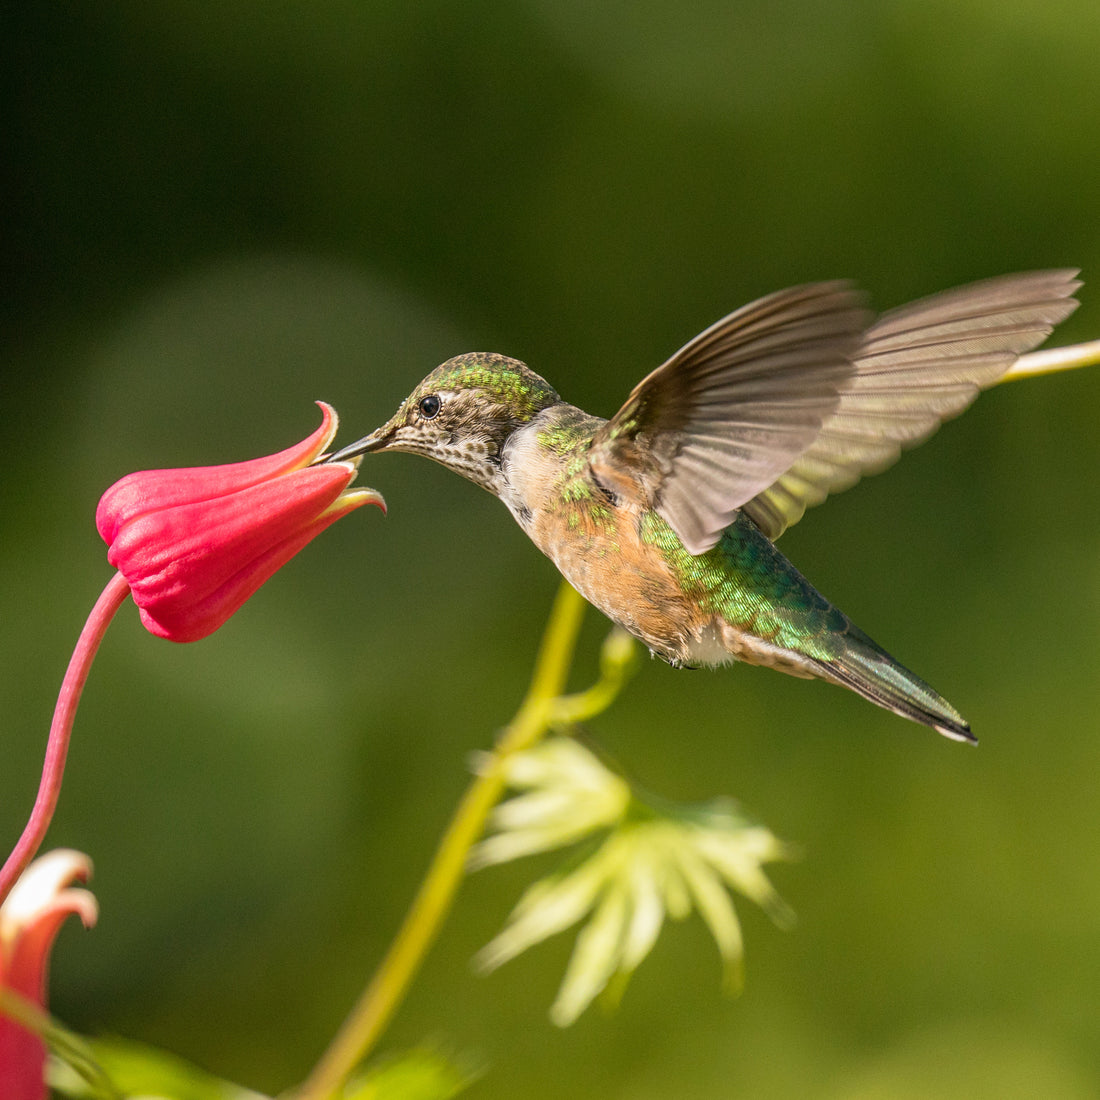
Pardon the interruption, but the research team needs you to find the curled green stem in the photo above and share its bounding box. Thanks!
[551,628,638,727]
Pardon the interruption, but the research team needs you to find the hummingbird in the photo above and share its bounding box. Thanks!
[330,270,1081,742]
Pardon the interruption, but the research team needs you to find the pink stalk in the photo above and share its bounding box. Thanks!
[0,573,131,906]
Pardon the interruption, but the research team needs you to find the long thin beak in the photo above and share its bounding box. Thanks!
[325,428,391,464]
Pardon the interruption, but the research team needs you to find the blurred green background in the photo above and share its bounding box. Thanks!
[4,2,1100,1097]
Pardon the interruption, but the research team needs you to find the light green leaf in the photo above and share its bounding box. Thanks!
[51,1036,268,1100]
[343,1048,477,1100]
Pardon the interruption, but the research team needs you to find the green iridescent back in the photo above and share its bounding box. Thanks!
[640,510,851,662]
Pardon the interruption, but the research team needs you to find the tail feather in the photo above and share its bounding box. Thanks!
[813,628,975,743]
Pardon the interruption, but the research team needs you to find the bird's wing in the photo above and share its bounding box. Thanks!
[742,269,1081,539]
[587,282,870,555]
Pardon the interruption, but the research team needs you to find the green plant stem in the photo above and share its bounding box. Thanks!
[295,582,589,1100]
[551,628,637,726]
[1003,339,1100,382]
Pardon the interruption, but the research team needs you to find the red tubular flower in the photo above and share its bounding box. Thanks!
[96,402,384,642]
[1,402,382,909]
[0,850,97,1100]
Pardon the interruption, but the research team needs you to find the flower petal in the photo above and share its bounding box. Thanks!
[471,738,631,868]
[676,843,745,990]
[550,879,631,1027]
[491,789,579,832]
[96,402,340,544]
[474,858,608,973]
[619,850,665,974]
[108,464,382,642]
[652,829,693,921]
[1,850,97,1000]
[695,826,796,928]
[1,851,97,1100]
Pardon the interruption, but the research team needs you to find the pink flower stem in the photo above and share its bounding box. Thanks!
[0,572,131,905]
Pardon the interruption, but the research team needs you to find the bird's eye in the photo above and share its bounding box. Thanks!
[418,394,441,419]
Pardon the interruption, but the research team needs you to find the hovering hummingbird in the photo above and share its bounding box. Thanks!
[330,270,1081,742]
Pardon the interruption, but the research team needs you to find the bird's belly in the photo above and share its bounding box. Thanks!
[528,509,708,664]
[524,506,830,678]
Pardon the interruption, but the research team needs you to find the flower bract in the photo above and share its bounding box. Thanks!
[472,738,794,1025]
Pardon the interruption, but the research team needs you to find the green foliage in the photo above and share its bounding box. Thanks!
[343,1049,477,1100]
[52,1036,265,1100]
[49,1038,474,1100]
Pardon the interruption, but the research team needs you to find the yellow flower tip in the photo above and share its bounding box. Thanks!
[721,954,746,997]
[597,968,632,1015]
[327,484,387,518]
[764,893,797,931]
[307,400,341,462]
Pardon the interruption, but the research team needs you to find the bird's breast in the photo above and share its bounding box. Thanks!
[500,419,705,660]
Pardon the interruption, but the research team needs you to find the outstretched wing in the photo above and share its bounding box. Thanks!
[588,282,870,555]
[742,269,1081,539]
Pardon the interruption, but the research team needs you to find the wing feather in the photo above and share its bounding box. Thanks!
[588,282,870,554]
[743,269,1081,538]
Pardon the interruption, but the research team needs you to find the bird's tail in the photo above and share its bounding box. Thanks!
[812,626,974,743]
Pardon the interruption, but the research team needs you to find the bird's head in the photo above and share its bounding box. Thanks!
[327,353,560,492]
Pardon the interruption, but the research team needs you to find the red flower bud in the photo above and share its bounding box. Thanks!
[96,402,384,642]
